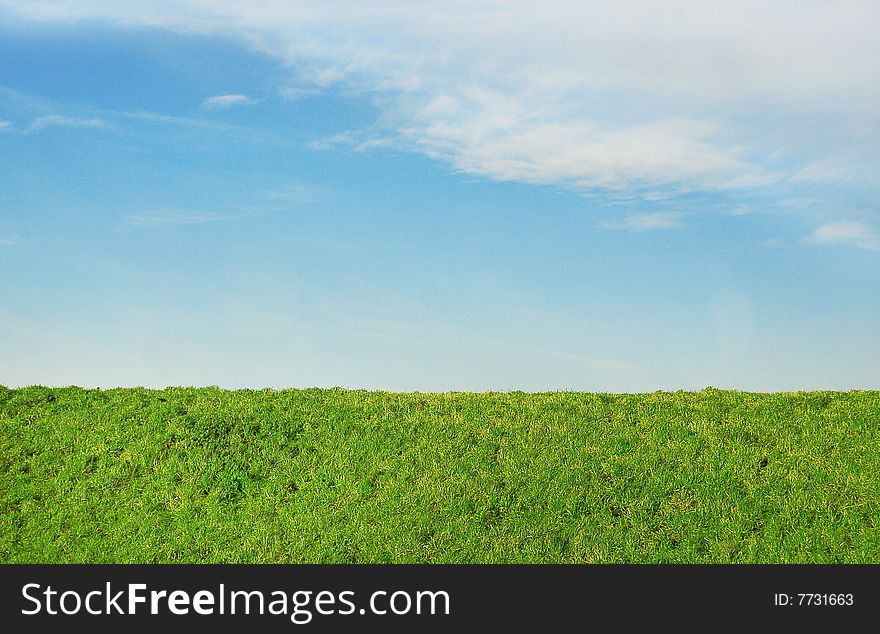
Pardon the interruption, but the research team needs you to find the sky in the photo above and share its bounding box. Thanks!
[0,1,878,392]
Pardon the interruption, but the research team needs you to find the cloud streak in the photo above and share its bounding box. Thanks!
[807,221,880,252]
[127,208,227,227]
[26,114,105,133]
[278,86,320,101]
[200,94,253,109]
[601,212,686,232]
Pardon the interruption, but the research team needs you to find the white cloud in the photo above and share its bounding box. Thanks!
[787,158,863,185]
[127,208,226,227]
[806,221,880,252]
[3,1,879,193]
[397,112,771,190]
[729,205,755,216]
[27,114,105,132]
[0,120,13,131]
[278,86,320,101]
[306,131,360,151]
[759,238,785,248]
[200,94,253,109]
[110,108,270,142]
[601,212,685,232]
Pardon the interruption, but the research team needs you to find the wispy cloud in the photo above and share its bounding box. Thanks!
[759,237,785,248]
[278,86,320,101]
[114,109,252,133]
[0,86,250,139]
[600,212,686,232]
[729,204,755,216]
[27,114,105,133]
[399,113,771,191]
[306,131,361,151]
[3,1,880,194]
[102,108,276,145]
[787,158,861,185]
[806,221,880,252]
[127,208,226,227]
[774,198,814,209]
[200,94,253,109]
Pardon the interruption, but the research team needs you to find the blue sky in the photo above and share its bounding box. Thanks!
[1,1,878,391]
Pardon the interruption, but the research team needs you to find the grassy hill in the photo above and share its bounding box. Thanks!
[1,385,877,563]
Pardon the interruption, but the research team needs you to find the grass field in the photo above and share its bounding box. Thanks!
[1,385,877,563]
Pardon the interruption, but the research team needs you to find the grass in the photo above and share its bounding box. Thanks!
[1,385,878,563]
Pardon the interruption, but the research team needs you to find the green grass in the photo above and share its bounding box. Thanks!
[1,385,878,563]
